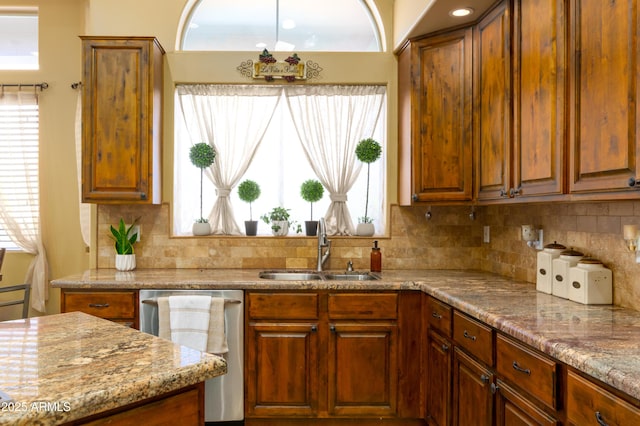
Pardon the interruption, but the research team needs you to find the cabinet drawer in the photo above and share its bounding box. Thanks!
[453,311,494,366]
[248,292,319,319]
[328,293,397,319]
[566,370,640,426]
[496,334,558,410]
[426,296,452,337]
[62,291,136,319]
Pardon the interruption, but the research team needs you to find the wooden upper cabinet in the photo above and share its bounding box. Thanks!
[398,28,473,204]
[569,0,640,197]
[513,0,567,199]
[81,37,164,204]
[475,1,512,202]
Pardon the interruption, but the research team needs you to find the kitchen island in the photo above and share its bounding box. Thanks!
[0,311,226,425]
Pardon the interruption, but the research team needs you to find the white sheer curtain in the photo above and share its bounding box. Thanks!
[0,88,48,312]
[74,90,90,246]
[177,84,282,234]
[284,85,386,235]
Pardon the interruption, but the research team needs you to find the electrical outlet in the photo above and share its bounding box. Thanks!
[483,226,490,243]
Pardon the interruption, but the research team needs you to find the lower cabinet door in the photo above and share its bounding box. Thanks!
[452,347,493,426]
[495,379,559,426]
[245,322,319,417]
[328,322,398,417]
[425,329,453,426]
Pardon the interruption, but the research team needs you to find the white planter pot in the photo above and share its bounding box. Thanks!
[271,220,289,236]
[115,254,136,271]
[356,222,375,236]
[192,222,211,236]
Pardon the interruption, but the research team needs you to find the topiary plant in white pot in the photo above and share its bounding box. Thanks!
[189,142,216,236]
[355,138,381,236]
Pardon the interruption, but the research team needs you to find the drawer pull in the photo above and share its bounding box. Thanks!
[432,312,443,320]
[512,361,531,375]
[88,303,110,308]
[463,330,477,341]
[595,411,609,426]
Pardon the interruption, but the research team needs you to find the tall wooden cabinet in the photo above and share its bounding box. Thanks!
[568,0,640,197]
[398,28,473,204]
[474,1,512,202]
[81,36,164,204]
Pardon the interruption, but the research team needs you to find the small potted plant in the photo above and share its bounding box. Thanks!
[261,207,291,236]
[300,179,324,236]
[237,179,261,236]
[355,138,381,236]
[189,142,216,235]
[109,218,139,271]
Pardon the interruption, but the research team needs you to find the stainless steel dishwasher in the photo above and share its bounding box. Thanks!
[139,289,244,422]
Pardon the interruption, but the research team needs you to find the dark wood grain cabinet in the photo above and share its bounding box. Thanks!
[245,291,420,424]
[61,289,139,329]
[81,36,164,204]
[398,28,473,204]
[568,0,640,198]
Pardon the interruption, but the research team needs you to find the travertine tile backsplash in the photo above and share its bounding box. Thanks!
[98,200,640,310]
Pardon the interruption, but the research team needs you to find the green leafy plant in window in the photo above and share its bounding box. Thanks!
[261,207,291,235]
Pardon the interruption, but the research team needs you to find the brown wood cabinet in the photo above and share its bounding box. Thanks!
[61,289,139,329]
[398,28,473,204]
[566,370,640,426]
[81,36,164,204]
[495,379,559,426]
[474,1,512,202]
[512,0,567,199]
[63,383,204,425]
[425,329,452,426]
[245,291,420,424]
[568,0,640,198]
[452,347,493,426]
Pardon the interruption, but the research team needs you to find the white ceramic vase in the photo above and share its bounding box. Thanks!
[271,220,289,236]
[192,222,211,236]
[115,254,136,271]
[356,222,375,237]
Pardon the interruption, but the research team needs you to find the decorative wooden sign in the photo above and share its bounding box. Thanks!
[237,49,323,82]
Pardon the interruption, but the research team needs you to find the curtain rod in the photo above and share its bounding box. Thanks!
[0,82,49,90]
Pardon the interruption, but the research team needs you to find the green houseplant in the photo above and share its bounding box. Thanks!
[190,142,216,235]
[355,138,381,236]
[109,218,139,271]
[237,179,261,236]
[300,179,324,236]
[261,207,291,236]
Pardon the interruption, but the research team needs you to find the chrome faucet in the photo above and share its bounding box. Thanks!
[316,218,331,271]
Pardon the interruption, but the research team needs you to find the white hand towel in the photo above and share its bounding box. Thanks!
[167,295,211,352]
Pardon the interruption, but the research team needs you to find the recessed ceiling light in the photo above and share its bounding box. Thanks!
[450,7,474,17]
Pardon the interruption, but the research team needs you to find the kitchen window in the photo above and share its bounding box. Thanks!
[0,88,40,249]
[174,84,386,236]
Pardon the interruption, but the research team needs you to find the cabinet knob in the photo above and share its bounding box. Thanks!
[441,344,449,352]
[499,187,508,198]
[311,325,317,332]
[140,192,147,200]
[490,382,500,394]
[480,374,490,384]
[412,193,418,201]
[628,177,640,188]
[330,325,336,332]
[510,186,522,197]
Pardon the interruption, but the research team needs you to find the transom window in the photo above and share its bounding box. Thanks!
[0,9,38,70]
[181,0,381,52]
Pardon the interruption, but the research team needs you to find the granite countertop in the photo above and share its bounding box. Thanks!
[0,311,226,425]
[51,268,640,403]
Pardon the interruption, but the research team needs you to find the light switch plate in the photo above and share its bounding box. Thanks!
[483,226,490,243]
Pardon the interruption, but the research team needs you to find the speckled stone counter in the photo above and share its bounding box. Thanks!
[0,311,226,425]
[51,268,640,403]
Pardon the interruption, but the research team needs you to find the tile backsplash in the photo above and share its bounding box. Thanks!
[98,200,640,311]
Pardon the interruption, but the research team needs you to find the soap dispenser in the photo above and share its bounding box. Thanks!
[370,240,382,272]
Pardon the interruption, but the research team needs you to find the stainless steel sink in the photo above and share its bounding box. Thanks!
[323,273,379,281]
[259,270,379,281]
[259,271,323,280]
